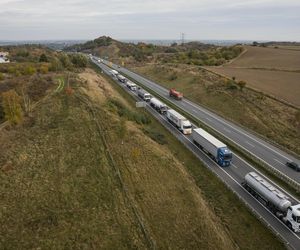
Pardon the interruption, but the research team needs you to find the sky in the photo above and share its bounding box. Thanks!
[0,0,299,41]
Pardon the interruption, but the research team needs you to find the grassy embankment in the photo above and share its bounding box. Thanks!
[0,67,285,249]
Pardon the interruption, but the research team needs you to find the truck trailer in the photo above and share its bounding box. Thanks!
[166,109,192,134]
[169,88,183,100]
[126,81,137,91]
[137,88,151,102]
[192,128,232,166]
[243,172,300,232]
[116,74,127,83]
[150,98,168,114]
[110,70,119,76]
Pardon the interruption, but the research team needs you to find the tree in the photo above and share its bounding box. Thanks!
[23,66,36,75]
[237,80,246,91]
[39,53,48,62]
[2,90,23,124]
[70,54,88,68]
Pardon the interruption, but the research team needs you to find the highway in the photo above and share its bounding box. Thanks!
[100,59,300,188]
[92,57,300,249]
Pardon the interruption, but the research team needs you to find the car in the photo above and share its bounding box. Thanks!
[286,161,300,172]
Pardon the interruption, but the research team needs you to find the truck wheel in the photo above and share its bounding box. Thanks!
[286,221,292,230]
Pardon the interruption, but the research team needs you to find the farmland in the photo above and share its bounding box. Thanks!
[205,45,300,107]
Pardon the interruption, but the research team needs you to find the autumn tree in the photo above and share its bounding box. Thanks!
[2,90,23,124]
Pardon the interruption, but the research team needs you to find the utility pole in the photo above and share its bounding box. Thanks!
[181,33,185,45]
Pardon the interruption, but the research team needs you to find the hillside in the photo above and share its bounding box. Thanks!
[0,62,285,249]
[65,36,243,66]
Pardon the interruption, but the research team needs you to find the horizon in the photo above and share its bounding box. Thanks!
[1,0,299,41]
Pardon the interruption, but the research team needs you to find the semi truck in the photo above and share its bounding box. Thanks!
[150,98,168,114]
[126,81,137,91]
[137,88,151,102]
[166,109,192,134]
[110,70,119,76]
[192,128,232,166]
[243,172,300,233]
[169,88,183,100]
[117,74,127,83]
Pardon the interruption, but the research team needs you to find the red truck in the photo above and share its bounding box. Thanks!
[169,88,183,100]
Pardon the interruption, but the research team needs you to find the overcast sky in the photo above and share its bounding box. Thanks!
[0,0,299,41]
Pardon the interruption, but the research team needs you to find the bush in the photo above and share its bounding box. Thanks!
[23,66,36,75]
[39,53,48,62]
[143,127,167,145]
[0,72,4,80]
[70,54,88,68]
[226,80,238,90]
[237,80,246,90]
[1,90,23,124]
[39,65,49,74]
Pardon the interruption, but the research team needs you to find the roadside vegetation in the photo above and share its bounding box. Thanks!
[0,45,88,124]
[0,65,285,249]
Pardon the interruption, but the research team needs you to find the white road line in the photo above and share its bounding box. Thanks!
[223,128,232,133]
[245,140,255,147]
[232,164,238,169]
[206,117,212,121]
[274,158,286,166]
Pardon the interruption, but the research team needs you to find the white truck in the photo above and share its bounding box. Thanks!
[192,128,232,166]
[110,70,119,77]
[150,98,168,114]
[126,81,137,91]
[243,172,300,233]
[137,88,151,102]
[166,109,192,135]
[116,74,127,83]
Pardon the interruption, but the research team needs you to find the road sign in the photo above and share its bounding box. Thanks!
[136,101,146,108]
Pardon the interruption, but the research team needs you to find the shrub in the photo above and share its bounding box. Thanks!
[70,54,88,68]
[143,127,167,145]
[39,65,49,74]
[23,66,36,75]
[0,72,4,80]
[1,90,23,124]
[237,80,246,91]
[226,80,238,90]
[39,53,48,62]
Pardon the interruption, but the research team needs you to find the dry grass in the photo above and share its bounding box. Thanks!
[0,69,238,249]
[205,67,300,106]
[228,45,300,70]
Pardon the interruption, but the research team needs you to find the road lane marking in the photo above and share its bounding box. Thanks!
[274,158,286,166]
[206,117,212,121]
[223,128,231,133]
[232,164,238,169]
[245,141,255,147]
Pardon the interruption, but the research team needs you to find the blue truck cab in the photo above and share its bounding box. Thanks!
[217,147,232,166]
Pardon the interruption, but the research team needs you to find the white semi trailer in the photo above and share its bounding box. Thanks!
[192,128,232,166]
[137,88,151,102]
[150,98,168,114]
[126,81,137,91]
[166,109,192,135]
[243,172,300,233]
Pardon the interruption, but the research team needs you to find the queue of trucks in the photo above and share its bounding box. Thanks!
[104,61,299,235]
[110,70,232,167]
